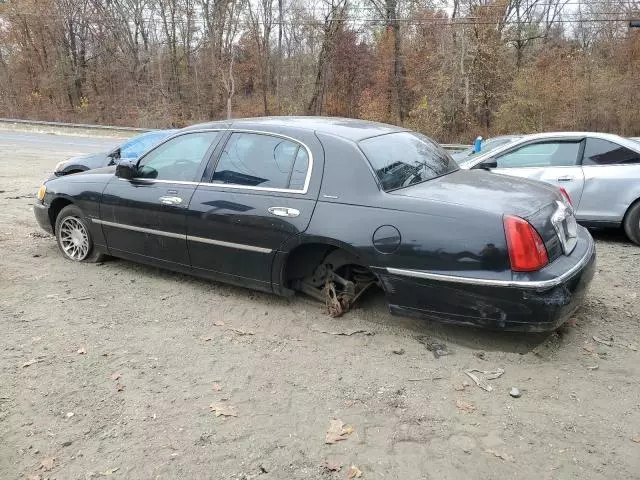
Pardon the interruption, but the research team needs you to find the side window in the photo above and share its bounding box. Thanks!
[495,142,581,168]
[137,132,220,181]
[582,138,640,165]
[212,132,310,190]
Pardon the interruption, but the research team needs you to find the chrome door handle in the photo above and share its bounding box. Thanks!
[268,207,300,218]
[557,176,574,182]
[159,196,183,205]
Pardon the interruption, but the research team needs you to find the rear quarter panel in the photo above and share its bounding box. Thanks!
[578,165,640,222]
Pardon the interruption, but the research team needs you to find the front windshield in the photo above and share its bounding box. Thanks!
[359,132,458,191]
[455,137,519,165]
[120,131,173,159]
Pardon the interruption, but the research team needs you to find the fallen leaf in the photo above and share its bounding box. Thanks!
[324,459,342,472]
[39,456,56,471]
[325,419,354,444]
[229,328,254,335]
[213,321,225,327]
[464,368,504,392]
[111,372,121,381]
[212,383,222,392]
[22,357,45,368]
[210,403,238,417]
[456,399,475,413]
[77,347,87,355]
[347,465,362,479]
[632,436,640,443]
[485,449,514,461]
[116,383,125,392]
[100,467,119,475]
[313,327,373,336]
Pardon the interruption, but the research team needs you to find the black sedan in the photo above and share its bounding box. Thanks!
[34,117,596,331]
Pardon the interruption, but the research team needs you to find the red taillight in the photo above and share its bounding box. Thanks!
[503,215,549,272]
[559,187,572,205]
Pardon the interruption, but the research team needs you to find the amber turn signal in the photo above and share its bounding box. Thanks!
[37,184,47,201]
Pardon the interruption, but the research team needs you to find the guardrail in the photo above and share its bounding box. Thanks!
[0,117,151,133]
[0,117,472,150]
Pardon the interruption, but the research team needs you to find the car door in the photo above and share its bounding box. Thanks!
[99,131,222,267]
[490,140,585,207]
[186,129,322,292]
[578,137,640,223]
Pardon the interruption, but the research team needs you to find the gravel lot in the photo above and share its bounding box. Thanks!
[1,128,639,480]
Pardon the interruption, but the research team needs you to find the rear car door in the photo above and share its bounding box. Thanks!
[100,131,221,267]
[578,138,640,223]
[186,129,322,291]
[491,140,585,207]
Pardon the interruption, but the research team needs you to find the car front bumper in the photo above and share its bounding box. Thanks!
[377,228,596,332]
[34,202,53,235]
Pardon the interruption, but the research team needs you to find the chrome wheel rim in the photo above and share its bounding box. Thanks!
[59,216,90,261]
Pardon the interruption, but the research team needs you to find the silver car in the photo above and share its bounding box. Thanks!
[459,132,640,245]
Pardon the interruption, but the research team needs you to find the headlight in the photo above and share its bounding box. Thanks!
[55,160,69,172]
[37,184,47,201]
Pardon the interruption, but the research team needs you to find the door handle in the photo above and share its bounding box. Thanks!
[159,195,183,205]
[557,176,574,182]
[268,207,300,218]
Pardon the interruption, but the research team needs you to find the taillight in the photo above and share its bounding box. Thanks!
[503,215,549,272]
[559,187,572,205]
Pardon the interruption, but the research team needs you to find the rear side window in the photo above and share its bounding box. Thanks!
[495,141,581,168]
[582,138,640,165]
[212,132,310,190]
[359,132,458,191]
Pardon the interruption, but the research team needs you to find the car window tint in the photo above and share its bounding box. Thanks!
[359,132,458,191]
[137,132,219,181]
[495,141,580,168]
[582,138,640,165]
[212,133,308,190]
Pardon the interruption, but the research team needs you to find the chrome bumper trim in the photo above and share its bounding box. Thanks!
[386,237,595,289]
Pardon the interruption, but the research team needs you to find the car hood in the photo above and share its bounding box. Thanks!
[47,166,116,186]
[389,169,560,218]
[67,151,111,168]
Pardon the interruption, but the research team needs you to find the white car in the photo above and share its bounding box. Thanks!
[459,132,640,245]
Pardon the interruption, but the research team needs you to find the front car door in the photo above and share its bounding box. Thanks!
[578,137,640,224]
[99,131,222,268]
[490,139,585,207]
[186,128,323,292]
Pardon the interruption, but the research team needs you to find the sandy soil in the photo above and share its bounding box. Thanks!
[1,128,639,480]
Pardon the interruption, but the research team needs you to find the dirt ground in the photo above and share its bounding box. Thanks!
[1,128,639,480]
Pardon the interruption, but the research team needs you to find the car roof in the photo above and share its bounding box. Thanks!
[184,116,407,142]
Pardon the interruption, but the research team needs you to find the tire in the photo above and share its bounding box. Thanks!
[623,201,640,246]
[54,204,105,262]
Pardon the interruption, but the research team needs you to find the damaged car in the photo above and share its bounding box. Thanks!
[34,117,595,331]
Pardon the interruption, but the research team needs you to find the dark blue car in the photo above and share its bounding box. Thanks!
[54,130,177,176]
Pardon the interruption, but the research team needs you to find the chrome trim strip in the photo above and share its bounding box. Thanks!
[386,239,594,289]
[187,235,272,253]
[92,219,272,253]
[93,219,185,240]
[129,128,314,194]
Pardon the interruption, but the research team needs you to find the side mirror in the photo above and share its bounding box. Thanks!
[475,158,497,170]
[115,159,138,180]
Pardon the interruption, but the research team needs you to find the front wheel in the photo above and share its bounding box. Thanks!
[55,205,105,262]
[623,202,640,246]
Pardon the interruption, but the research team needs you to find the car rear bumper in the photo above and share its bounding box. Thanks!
[34,202,53,234]
[377,229,596,332]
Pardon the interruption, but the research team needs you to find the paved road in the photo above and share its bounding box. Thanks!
[0,129,124,155]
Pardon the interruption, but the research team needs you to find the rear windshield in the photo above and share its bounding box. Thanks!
[359,132,458,191]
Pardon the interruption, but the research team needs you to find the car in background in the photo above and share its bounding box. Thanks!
[451,135,521,163]
[33,117,594,332]
[54,129,177,176]
[460,132,640,245]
